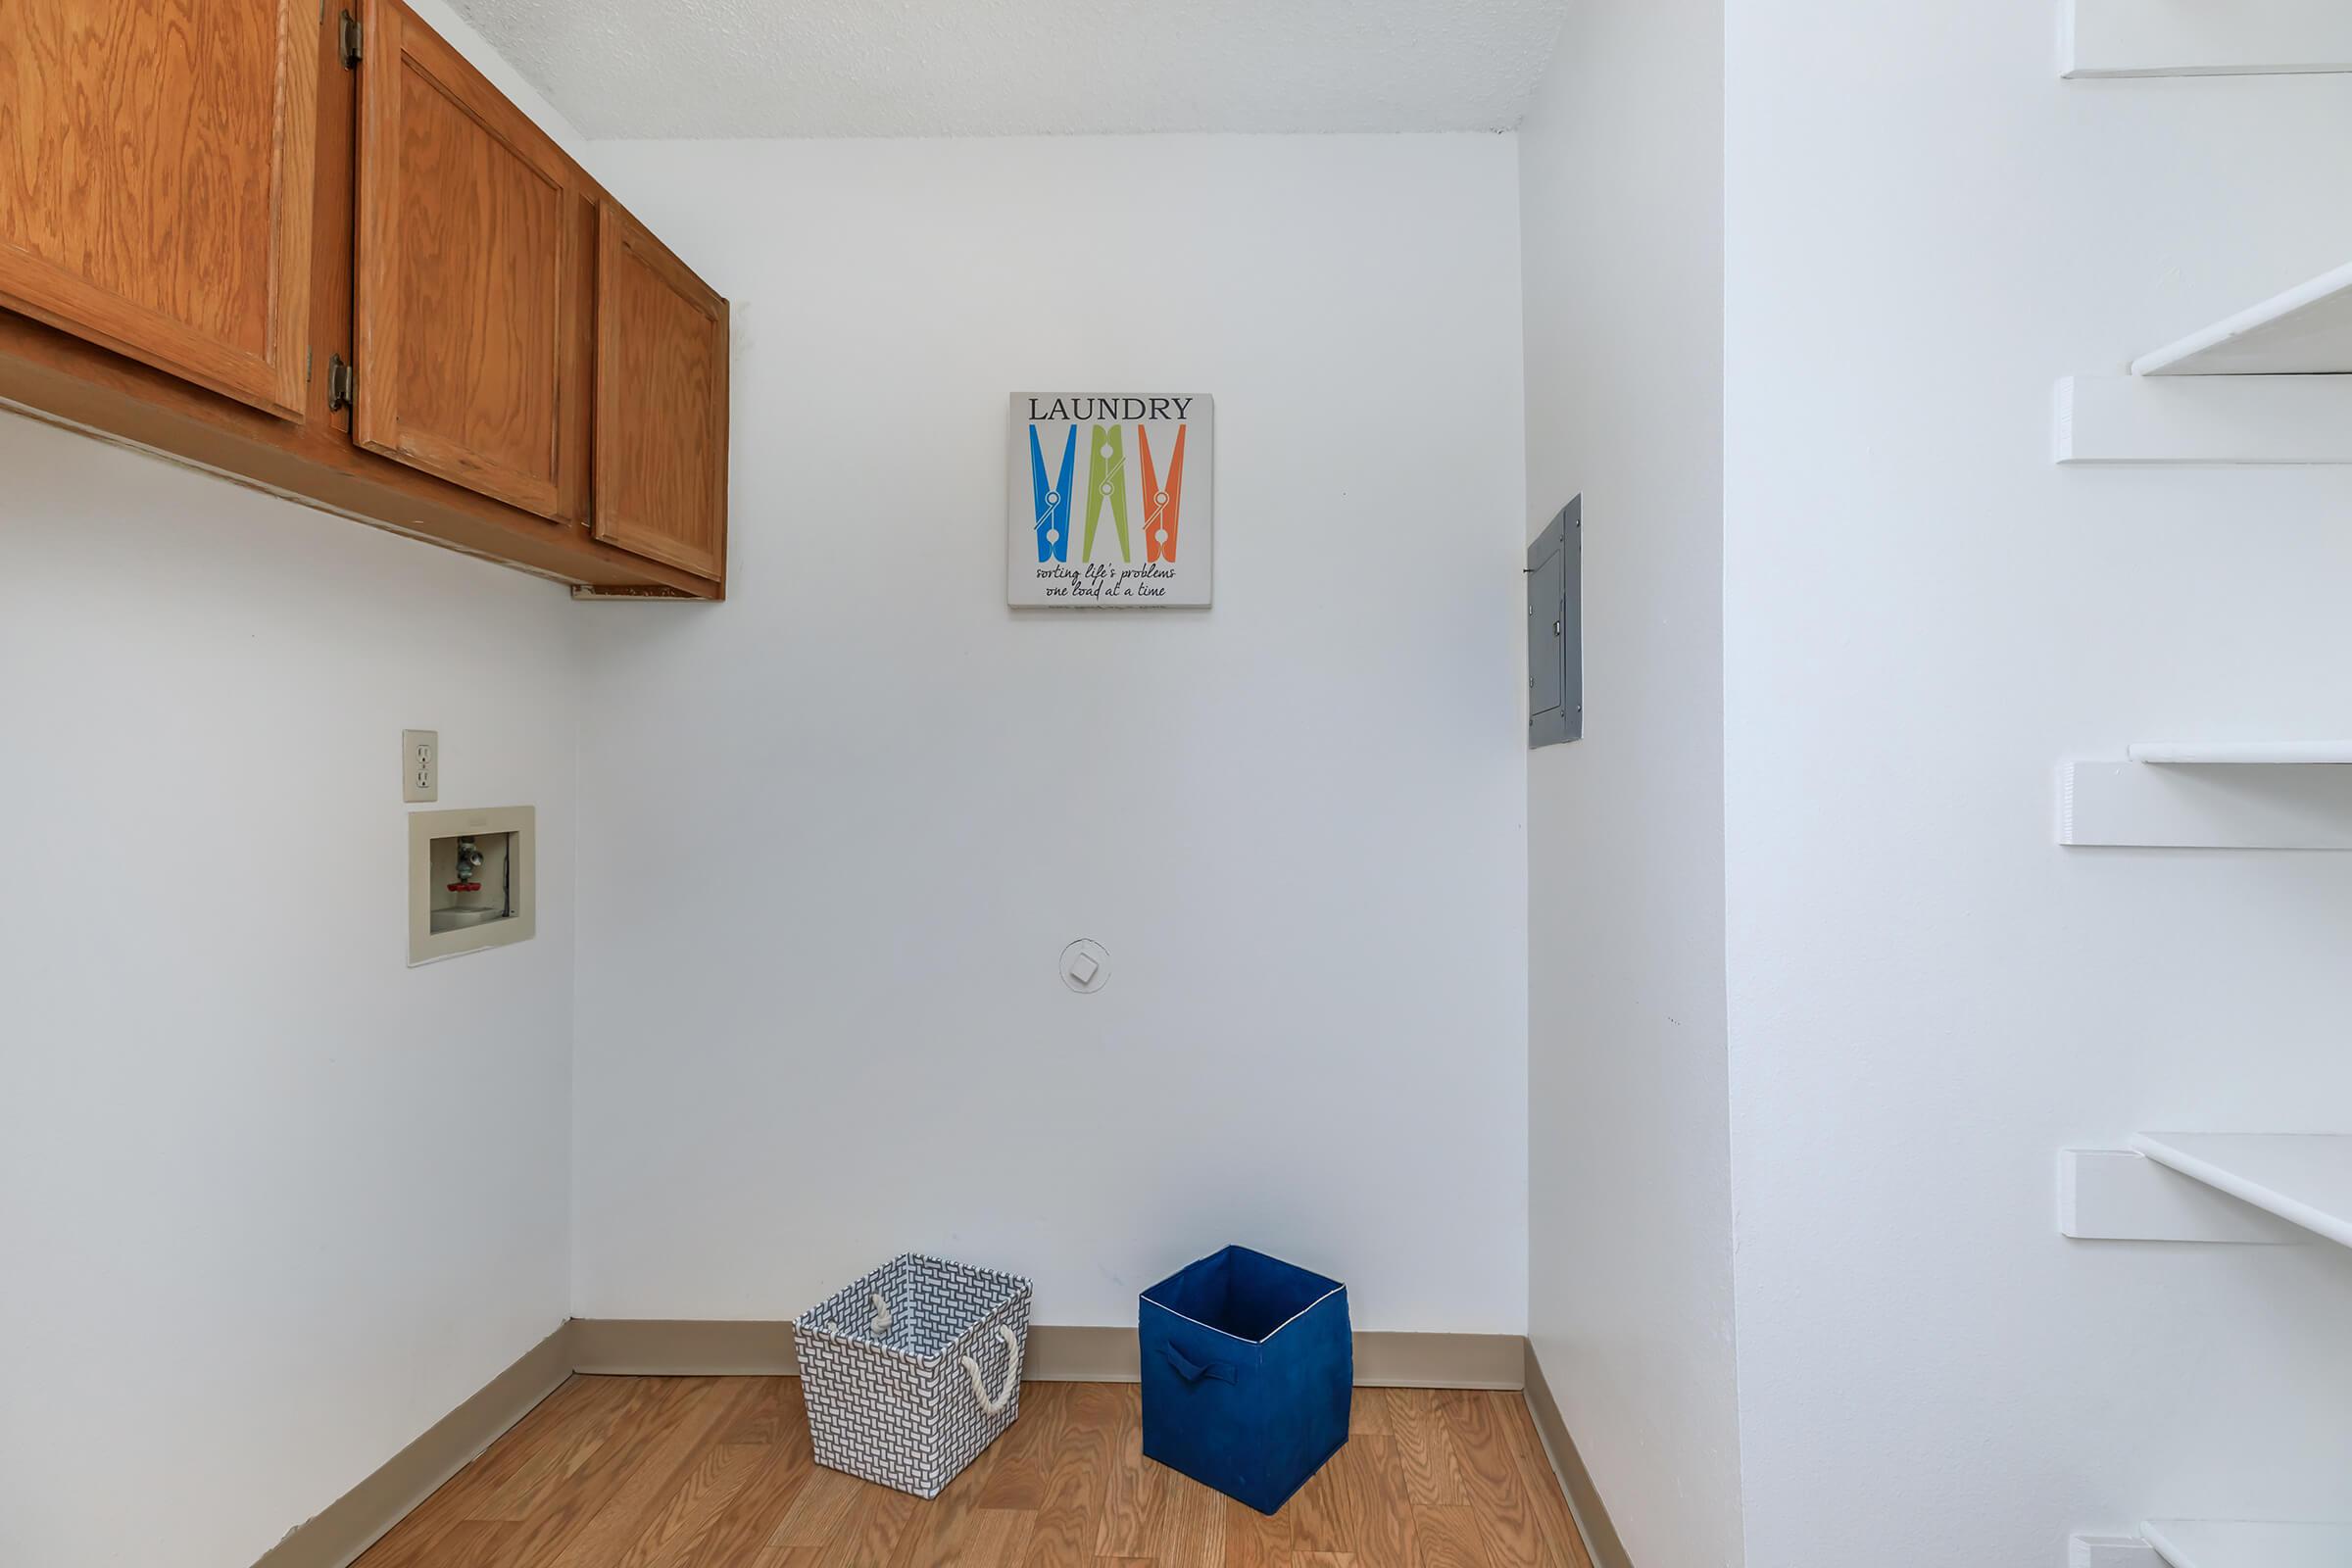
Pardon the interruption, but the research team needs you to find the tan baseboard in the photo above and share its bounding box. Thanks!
[567,1318,1526,1390]
[1015,1325,1525,1388]
[1019,1323,1136,1381]
[252,1321,573,1568]
[1521,1343,1633,1568]
[1355,1331,1524,1390]
[568,1315,796,1374]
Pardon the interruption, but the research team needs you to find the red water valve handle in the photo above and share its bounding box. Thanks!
[447,882,481,893]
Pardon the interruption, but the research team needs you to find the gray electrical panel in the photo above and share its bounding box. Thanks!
[1527,497,1581,748]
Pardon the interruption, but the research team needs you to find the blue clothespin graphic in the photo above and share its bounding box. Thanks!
[1031,424,1075,564]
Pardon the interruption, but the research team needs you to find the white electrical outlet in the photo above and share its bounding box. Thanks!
[402,730,438,803]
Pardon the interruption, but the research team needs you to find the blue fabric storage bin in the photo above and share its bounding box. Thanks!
[1138,1246,1352,1514]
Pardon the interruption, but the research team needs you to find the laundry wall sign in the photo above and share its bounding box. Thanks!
[1007,393,1213,607]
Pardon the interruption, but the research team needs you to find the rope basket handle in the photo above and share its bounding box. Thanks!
[960,1325,1022,1415]
[868,1293,892,1334]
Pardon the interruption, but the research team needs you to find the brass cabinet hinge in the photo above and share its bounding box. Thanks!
[339,10,363,68]
[326,354,356,413]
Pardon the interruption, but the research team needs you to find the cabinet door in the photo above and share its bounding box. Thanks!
[353,0,586,520]
[594,204,728,582]
[0,0,318,416]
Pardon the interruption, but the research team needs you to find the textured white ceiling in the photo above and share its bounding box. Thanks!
[441,0,1571,138]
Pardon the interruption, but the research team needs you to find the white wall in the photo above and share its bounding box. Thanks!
[1724,5,2352,1563]
[0,420,578,1568]
[1518,3,1743,1565]
[569,134,1531,1331]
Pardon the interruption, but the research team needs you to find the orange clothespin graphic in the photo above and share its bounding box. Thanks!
[1137,422,1188,564]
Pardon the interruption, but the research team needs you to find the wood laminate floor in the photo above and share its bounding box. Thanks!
[354,1376,1595,1568]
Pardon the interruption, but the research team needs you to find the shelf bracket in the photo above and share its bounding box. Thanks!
[2060,1151,2309,1245]
[2059,757,2352,850]
[2056,375,2352,466]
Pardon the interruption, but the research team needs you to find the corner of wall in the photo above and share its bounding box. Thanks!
[1515,0,1741,1561]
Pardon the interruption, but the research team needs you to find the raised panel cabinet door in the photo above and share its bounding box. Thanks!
[352,0,586,521]
[594,203,727,582]
[0,0,318,416]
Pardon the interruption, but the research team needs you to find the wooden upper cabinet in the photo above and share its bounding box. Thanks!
[594,204,729,582]
[0,0,318,417]
[0,0,728,596]
[353,0,587,522]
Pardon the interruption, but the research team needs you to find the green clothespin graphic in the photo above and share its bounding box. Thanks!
[1085,423,1129,563]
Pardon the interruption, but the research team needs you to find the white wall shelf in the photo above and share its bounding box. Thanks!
[2065,0,2352,77]
[2075,1523,2352,1568]
[2129,742,2352,765]
[2145,1520,2352,1568]
[2133,263,2352,376]
[2060,755,2352,849]
[2057,263,2352,463]
[2055,375,2352,465]
[2130,1134,2352,1249]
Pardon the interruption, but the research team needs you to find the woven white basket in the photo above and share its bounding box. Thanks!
[794,1253,1034,1498]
